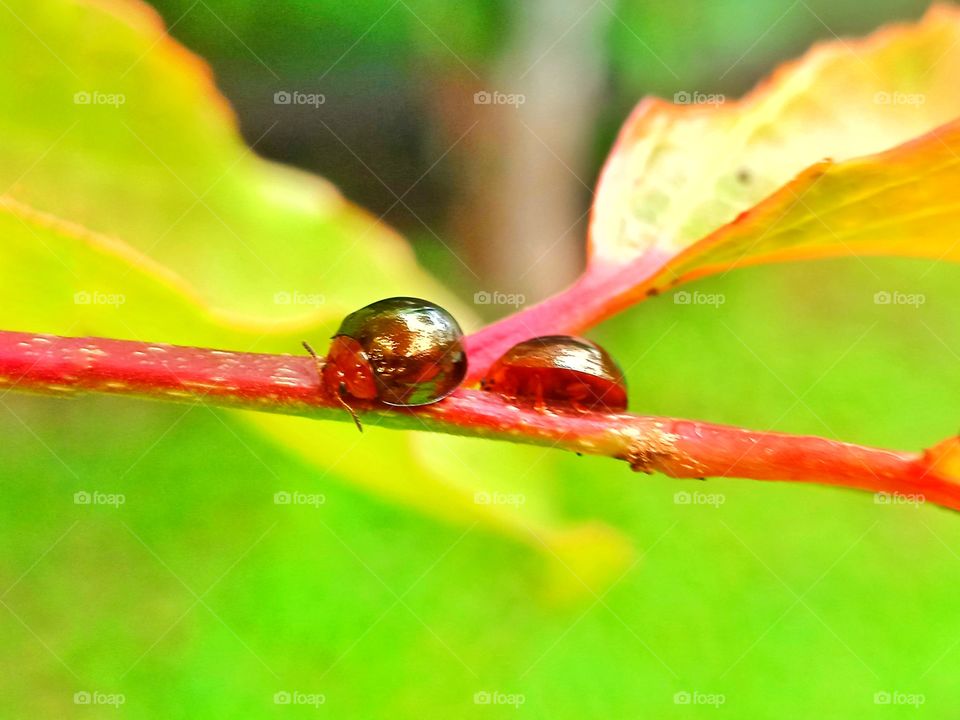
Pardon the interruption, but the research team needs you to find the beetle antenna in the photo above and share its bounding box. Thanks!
[302,341,363,432]
[301,340,321,366]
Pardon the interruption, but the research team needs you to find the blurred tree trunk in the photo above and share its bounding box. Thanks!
[446,0,610,305]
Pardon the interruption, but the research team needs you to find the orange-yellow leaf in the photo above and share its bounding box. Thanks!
[465,6,960,376]
[589,5,960,296]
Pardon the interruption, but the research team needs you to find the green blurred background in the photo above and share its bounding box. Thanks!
[139,0,941,302]
[3,0,960,718]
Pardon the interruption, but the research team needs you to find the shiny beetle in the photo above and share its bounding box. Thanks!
[304,297,467,429]
[480,335,628,412]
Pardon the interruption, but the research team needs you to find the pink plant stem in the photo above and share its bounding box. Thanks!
[463,255,669,382]
[1,329,957,509]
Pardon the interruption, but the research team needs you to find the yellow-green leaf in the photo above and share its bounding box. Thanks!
[0,0,629,588]
[0,0,456,324]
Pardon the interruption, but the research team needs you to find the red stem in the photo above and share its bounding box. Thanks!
[2,330,957,510]
[463,255,669,382]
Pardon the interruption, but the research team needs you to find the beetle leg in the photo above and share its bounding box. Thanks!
[337,381,364,433]
[533,375,547,413]
[565,383,590,413]
[303,341,363,432]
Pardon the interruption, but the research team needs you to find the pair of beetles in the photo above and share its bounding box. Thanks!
[304,297,627,427]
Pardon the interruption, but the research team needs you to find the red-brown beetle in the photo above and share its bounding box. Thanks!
[304,297,467,429]
[480,335,628,412]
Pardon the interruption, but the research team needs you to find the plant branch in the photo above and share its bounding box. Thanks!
[463,256,669,382]
[2,329,958,510]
